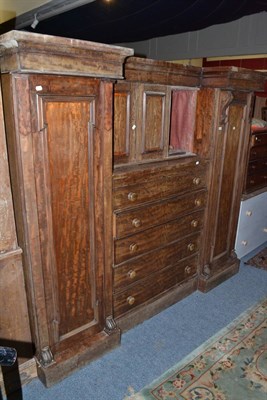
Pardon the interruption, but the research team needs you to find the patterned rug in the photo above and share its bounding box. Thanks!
[245,248,267,271]
[126,299,267,400]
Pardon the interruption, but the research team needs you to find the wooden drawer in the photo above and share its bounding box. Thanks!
[113,159,208,210]
[114,209,204,264]
[251,133,267,147]
[247,158,267,174]
[249,145,267,161]
[114,254,198,317]
[113,233,200,290]
[114,189,206,238]
[246,172,267,190]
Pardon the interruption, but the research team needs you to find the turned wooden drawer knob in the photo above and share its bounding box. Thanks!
[185,266,192,274]
[191,219,198,228]
[128,270,136,279]
[129,243,138,252]
[187,243,195,251]
[127,296,135,306]
[132,218,141,228]
[128,192,138,202]
[193,177,201,185]
[246,210,252,217]
[194,199,202,207]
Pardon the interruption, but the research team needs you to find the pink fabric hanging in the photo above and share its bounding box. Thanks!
[169,90,197,153]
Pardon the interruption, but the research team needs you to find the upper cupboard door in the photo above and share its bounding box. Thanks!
[28,75,104,344]
[137,84,170,161]
[114,81,136,165]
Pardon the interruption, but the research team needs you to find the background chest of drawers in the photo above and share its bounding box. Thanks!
[245,129,267,192]
[112,157,208,329]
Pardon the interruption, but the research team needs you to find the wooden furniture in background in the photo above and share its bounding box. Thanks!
[0,30,133,387]
[235,126,267,258]
[244,128,267,192]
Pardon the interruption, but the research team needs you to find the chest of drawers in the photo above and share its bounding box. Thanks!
[113,157,208,326]
[245,129,267,192]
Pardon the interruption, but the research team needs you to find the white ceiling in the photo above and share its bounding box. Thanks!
[0,0,51,23]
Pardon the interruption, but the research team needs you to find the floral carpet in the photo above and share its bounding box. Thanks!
[127,299,267,400]
[245,248,267,271]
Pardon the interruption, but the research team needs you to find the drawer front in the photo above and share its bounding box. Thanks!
[113,233,200,290]
[247,158,267,174]
[237,192,267,230]
[114,189,207,238]
[251,133,267,147]
[249,145,267,161]
[114,209,204,264]
[235,222,267,259]
[114,254,198,317]
[113,160,208,210]
[246,173,267,191]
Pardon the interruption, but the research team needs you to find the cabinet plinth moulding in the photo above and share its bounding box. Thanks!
[0,30,133,387]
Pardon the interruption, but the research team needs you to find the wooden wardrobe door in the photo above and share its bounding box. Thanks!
[3,73,118,385]
[29,76,105,346]
[198,90,252,291]
[114,81,136,165]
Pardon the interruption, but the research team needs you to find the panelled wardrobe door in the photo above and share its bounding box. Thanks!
[136,83,170,162]
[198,89,253,291]
[2,73,119,386]
[114,81,136,165]
[197,67,266,292]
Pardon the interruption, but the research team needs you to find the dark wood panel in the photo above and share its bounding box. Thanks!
[114,209,204,264]
[114,234,200,290]
[44,98,94,337]
[142,91,165,153]
[114,190,207,238]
